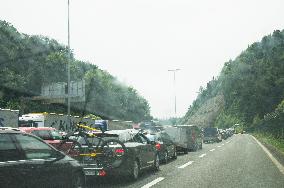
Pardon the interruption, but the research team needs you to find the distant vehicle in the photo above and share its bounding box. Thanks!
[19,112,108,132]
[219,129,229,140]
[71,129,159,180]
[143,130,177,163]
[19,127,65,148]
[203,127,222,143]
[0,128,85,188]
[164,125,203,154]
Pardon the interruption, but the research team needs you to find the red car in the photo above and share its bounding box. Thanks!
[19,127,80,157]
[19,127,64,148]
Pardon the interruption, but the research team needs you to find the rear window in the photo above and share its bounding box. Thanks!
[204,128,218,136]
[32,130,63,140]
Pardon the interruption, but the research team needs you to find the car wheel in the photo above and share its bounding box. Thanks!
[164,151,168,164]
[191,142,198,152]
[184,148,188,154]
[172,148,177,159]
[199,142,202,149]
[153,154,160,171]
[130,160,140,180]
[72,173,85,188]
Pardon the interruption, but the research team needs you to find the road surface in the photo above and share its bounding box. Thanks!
[88,134,284,188]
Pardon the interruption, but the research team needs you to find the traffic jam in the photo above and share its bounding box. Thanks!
[0,110,235,188]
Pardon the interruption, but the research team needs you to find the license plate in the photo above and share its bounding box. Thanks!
[84,170,98,176]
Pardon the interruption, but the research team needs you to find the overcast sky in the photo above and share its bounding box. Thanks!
[1,0,284,118]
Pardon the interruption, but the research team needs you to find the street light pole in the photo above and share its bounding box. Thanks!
[168,69,180,125]
[67,0,71,130]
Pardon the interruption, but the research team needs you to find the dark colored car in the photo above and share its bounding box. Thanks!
[73,129,159,180]
[143,130,177,163]
[203,127,222,143]
[0,128,85,188]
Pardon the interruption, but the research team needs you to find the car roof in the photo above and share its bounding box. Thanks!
[19,127,55,132]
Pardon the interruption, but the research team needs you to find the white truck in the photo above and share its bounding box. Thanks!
[19,113,132,131]
[164,125,202,153]
[0,108,19,128]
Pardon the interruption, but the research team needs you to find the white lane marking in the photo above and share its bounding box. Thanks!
[226,141,230,144]
[178,161,194,169]
[199,153,207,158]
[222,144,225,146]
[141,177,165,188]
[210,149,215,152]
[217,145,222,148]
[251,135,284,175]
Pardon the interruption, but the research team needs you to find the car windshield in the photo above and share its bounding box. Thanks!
[32,130,63,140]
[1,1,284,187]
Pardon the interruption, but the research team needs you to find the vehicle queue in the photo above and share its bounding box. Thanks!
[0,114,235,188]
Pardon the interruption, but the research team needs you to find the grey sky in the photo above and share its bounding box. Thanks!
[1,0,284,118]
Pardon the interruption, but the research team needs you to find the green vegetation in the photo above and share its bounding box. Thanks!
[0,20,151,122]
[182,29,284,141]
[254,133,284,154]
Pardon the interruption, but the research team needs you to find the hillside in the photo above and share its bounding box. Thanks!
[0,20,152,122]
[182,30,284,137]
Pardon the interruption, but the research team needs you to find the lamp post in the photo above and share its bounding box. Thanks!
[168,69,180,125]
[67,0,71,130]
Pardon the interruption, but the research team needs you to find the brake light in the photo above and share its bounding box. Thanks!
[155,143,161,151]
[99,170,106,176]
[115,148,125,154]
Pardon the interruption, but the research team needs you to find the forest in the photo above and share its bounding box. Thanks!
[0,20,152,123]
[182,29,284,139]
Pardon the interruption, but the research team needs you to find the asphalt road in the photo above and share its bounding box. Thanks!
[87,134,284,188]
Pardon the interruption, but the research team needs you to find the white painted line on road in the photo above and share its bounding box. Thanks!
[210,149,215,152]
[178,161,194,169]
[222,144,225,146]
[141,177,165,188]
[199,153,207,158]
[226,141,230,144]
[251,135,284,175]
[217,145,222,148]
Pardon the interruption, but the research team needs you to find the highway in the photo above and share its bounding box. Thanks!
[88,134,284,188]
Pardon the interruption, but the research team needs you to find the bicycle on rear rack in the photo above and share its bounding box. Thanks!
[57,124,127,169]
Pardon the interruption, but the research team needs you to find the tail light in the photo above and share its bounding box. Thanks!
[99,169,106,176]
[115,148,125,156]
[155,143,161,151]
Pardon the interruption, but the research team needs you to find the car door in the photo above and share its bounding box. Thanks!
[161,132,175,157]
[14,134,74,188]
[139,134,156,167]
[0,133,28,188]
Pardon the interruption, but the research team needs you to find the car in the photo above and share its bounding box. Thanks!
[71,129,159,181]
[0,128,85,188]
[19,127,65,148]
[203,127,222,143]
[164,125,203,153]
[143,130,177,163]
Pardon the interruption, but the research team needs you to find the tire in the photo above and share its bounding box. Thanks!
[184,148,188,154]
[163,151,168,164]
[192,143,198,152]
[199,142,203,149]
[130,160,140,181]
[99,139,127,169]
[72,173,85,188]
[153,154,160,171]
[172,148,177,159]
